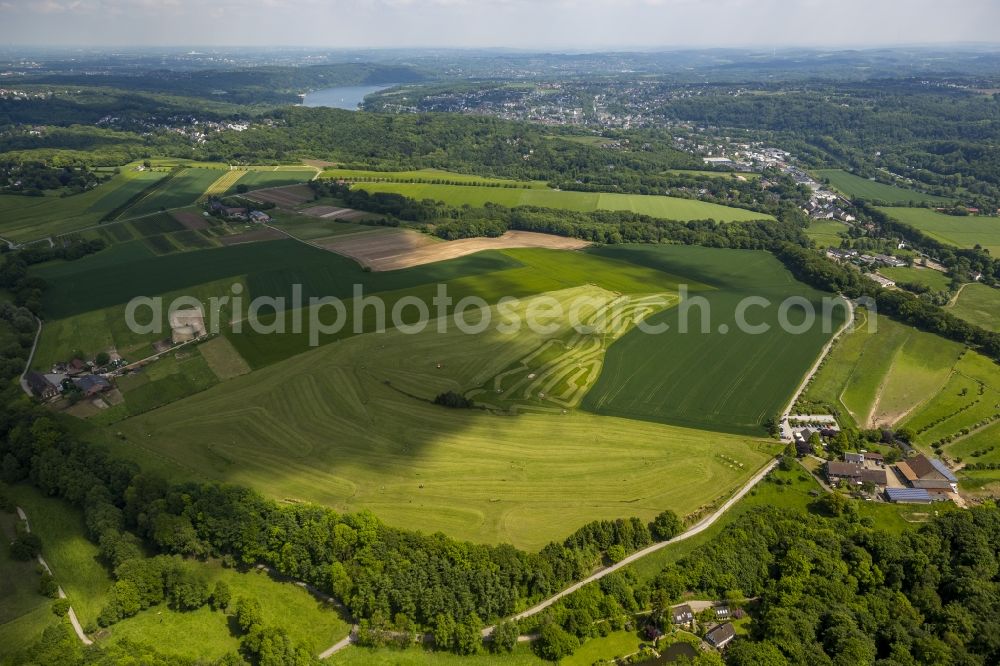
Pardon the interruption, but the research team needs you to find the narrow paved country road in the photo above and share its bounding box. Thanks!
[780,298,856,439]
[16,507,93,646]
[17,316,43,397]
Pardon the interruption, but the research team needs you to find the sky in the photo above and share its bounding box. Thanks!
[1,0,999,50]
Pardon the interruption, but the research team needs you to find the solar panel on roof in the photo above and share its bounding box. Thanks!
[928,458,958,483]
[886,488,932,502]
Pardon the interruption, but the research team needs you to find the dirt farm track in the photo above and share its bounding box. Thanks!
[321,229,592,270]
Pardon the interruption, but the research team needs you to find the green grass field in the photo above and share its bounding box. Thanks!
[878,207,1000,255]
[949,283,1000,331]
[563,630,645,665]
[10,485,112,630]
[881,266,953,292]
[224,168,318,194]
[805,219,849,247]
[353,182,772,222]
[124,168,224,218]
[815,169,950,204]
[106,561,350,660]
[581,245,846,435]
[0,506,56,660]
[100,289,776,549]
[0,169,166,242]
[269,216,378,241]
[801,312,964,428]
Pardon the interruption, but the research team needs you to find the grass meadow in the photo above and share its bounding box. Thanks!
[0,169,165,242]
[353,181,772,222]
[805,219,849,247]
[582,245,845,435]
[878,207,1000,255]
[0,506,56,660]
[881,266,953,292]
[125,168,225,217]
[949,283,1000,331]
[815,169,950,204]
[224,167,318,194]
[101,293,777,549]
[318,167,544,188]
[801,312,964,428]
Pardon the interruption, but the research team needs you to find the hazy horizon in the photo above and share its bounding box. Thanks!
[2,0,999,50]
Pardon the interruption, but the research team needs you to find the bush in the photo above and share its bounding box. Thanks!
[10,532,42,561]
[433,391,475,409]
[51,598,71,617]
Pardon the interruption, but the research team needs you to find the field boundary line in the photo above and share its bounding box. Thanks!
[15,506,93,646]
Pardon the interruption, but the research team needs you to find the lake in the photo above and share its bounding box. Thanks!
[301,85,394,110]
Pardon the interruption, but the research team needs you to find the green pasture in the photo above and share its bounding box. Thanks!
[329,644,545,665]
[124,168,223,218]
[102,299,776,548]
[949,283,1000,331]
[801,312,963,428]
[881,266,952,292]
[0,169,165,242]
[581,245,846,435]
[815,169,950,204]
[878,207,1000,255]
[805,219,849,247]
[353,182,772,222]
[0,507,56,660]
[224,168,317,194]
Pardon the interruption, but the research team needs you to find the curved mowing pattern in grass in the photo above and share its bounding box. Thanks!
[878,207,1000,256]
[469,292,676,413]
[950,283,1000,332]
[815,169,950,204]
[354,182,772,222]
[106,296,775,549]
[581,245,846,435]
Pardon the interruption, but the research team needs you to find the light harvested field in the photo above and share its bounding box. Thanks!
[322,229,591,271]
[300,205,366,220]
[879,207,1000,255]
[103,291,776,549]
[199,169,245,200]
[198,336,252,380]
[949,283,1000,332]
[245,185,313,208]
[354,182,773,222]
[815,169,950,204]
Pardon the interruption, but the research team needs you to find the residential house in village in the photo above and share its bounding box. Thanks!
[671,604,694,627]
[705,623,736,650]
[73,375,111,397]
[25,371,58,399]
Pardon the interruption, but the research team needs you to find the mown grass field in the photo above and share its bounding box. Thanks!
[881,266,953,292]
[353,182,772,222]
[878,207,1000,255]
[581,245,845,435]
[815,169,950,204]
[0,169,165,242]
[949,283,1000,331]
[801,312,964,428]
[102,287,776,549]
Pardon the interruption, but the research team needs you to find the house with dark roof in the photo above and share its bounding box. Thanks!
[863,452,885,466]
[705,622,736,649]
[844,452,864,464]
[860,469,888,488]
[73,375,111,397]
[25,371,58,399]
[826,461,862,485]
[671,604,694,626]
